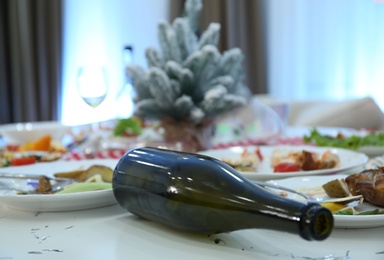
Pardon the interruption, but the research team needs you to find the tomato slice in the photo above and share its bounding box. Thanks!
[273,162,301,173]
[6,144,20,151]
[10,157,36,166]
[255,148,263,161]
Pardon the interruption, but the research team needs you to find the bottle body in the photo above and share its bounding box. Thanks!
[113,147,333,241]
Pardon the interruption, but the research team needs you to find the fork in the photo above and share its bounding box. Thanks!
[252,180,363,205]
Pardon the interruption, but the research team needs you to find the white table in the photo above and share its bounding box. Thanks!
[1,126,384,259]
[0,202,383,260]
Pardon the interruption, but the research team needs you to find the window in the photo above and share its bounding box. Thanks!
[266,0,384,109]
[61,0,170,125]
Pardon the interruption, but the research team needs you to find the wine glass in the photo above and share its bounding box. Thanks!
[77,66,108,131]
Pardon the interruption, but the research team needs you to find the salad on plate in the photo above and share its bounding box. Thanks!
[303,128,384,157]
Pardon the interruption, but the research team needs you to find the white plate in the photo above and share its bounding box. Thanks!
[269,175,384,228]
[357,146,384,157]
[0,159,119,212]
[199,145,368,180]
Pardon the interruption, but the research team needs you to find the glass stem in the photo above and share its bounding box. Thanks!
[91,121,100,133]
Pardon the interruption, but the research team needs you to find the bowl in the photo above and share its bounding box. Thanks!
[0,121,70,144]
[253,94,290,129]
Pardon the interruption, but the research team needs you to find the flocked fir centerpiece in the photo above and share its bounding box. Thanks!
[126,0,251,151]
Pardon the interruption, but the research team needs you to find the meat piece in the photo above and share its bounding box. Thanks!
[37,175,52,193]
[301,150,318,171]
[54,165,113,182]
[318,150,340,169]
[345,167,384,207]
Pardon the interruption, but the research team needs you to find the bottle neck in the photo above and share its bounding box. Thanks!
[299,203,334,241]
[242,185,333,241]
[202,186,333,241]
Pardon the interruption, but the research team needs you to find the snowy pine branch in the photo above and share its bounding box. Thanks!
[126,0,250,125]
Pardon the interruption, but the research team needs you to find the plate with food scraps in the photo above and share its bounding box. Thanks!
[198,145,368,180]
[268,175,384,228]
[0,159,119,212]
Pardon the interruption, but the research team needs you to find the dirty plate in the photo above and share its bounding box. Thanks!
[0,159,118,212]
[269,175,384,228]
[199,145,368,180]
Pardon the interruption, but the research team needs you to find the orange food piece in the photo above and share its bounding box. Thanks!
[18,135,52,151]
[17,142,33,152]
[30,135,52,151]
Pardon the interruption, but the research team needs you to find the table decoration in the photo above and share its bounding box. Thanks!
[125,0,251,151]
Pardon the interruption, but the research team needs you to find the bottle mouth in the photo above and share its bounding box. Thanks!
[301,203,334,241]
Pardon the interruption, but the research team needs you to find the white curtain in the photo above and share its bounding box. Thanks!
[266,0,384,109]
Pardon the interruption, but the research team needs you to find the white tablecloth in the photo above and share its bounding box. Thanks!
[1,126,383,259]
[1,204,383,260]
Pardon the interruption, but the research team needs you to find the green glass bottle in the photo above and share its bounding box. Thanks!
[113,147,333,241]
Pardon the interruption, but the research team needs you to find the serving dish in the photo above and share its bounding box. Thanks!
[0,121,70,144]
[269,175,384,228]
[199,145,368,180]
[0,159,119,212]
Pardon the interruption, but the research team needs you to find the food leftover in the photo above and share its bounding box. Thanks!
[344,167,384,207]
[221,147,340,173]
[1,134,66,168]
[320,168,384,214]
[19,165,114,195]
[271,149,340,172]
[221,147,262,171]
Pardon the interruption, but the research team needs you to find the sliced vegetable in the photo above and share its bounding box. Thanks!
[320,202,347,213]
[255,147,263,161]
[10,157,36,166]
[333,207,356,215]
[357,209,384,215]
[273,162,301,172]
[56,182,112,194]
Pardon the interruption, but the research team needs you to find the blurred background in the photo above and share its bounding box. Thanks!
[1,0,384,126]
